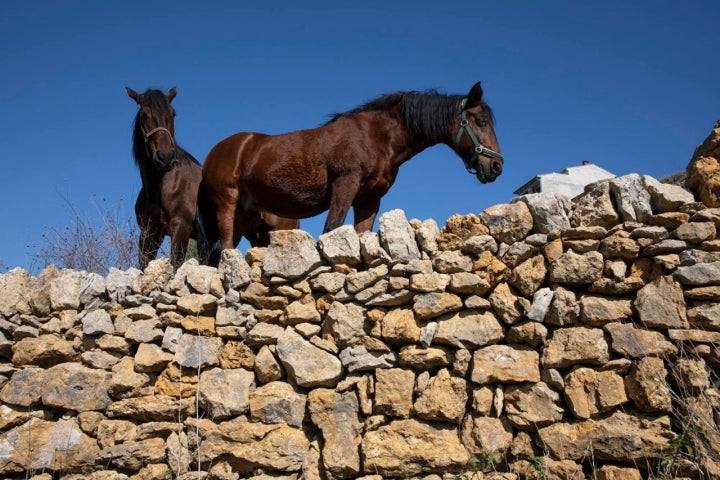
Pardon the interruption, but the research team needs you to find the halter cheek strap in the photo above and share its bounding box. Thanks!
[454,99,504,174]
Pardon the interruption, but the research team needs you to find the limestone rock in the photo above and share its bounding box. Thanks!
[504,381,564,429]
[361,419,471,477]
[374,367,415,418]
[264,230,323,279]
[41,362,112,412]
[308,389,362,477]
[570,180,620,228]
[198,417,309,472]
[609,174,653,223]
[250,381,307,427]
[470,345,540,384]
[635,275,688,329]
[0,418,99,474]
[378,209,421,262]
[625,356,672,413]
[198,367,255,419]
[515,192,571,237]
[541,327,609,368]
[413,368,467,423]
[537,411,674,462]
[276,327,343,388]
[564,368,628,419]
[549,250,604,286]
[174,334,223,369]
[686,119,720,207]
[480,202,533,244]
[12,334,79,368]
[604,322,677,358]
[318,225,362,266]
[218,248,252,290]
[434,309,505,349]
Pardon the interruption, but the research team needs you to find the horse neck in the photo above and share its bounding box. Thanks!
[391,95,462,164]
[361,109,439,167]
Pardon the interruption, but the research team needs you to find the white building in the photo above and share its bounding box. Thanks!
[513,161,615,199]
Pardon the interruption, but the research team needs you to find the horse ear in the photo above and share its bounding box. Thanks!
[167,87,177,103]
[466,82,484,107]
[126,87,141,104]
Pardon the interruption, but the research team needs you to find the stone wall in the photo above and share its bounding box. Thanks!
[1,173,719,480]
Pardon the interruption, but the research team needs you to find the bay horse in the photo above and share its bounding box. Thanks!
[128,87,293,269]
[200,81,502,263]
[128,86,206,269]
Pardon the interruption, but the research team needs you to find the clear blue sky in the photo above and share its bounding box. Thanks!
[1,1,718,272]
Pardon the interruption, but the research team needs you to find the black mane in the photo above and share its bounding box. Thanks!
[327,89,494,143]
[131,89,199,168]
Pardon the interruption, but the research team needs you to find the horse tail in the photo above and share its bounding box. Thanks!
[195,179,222,266]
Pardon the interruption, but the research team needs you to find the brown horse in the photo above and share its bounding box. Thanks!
[128,86,205,269]
[201,81,502,262]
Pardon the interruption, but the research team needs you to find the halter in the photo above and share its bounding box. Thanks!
[142,126,176,169]
[142,126,175,149]
[454,98,504,174]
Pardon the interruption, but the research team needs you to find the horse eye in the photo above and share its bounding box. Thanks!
[475,117,488,127]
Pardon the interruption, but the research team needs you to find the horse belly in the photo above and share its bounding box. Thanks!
[246,178,329,219]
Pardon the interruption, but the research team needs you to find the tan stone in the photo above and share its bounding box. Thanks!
[380,307,420,344]
[537,411,674,462]
[541,327,609,368]
[625,356,672,413]
[472,251,511,286]
[373,368,415,418]
[361,419,471,477]
[604,322,677,358]
[564,368,628,419]
[220,340,255,370]
[460,415,513,458]
[0,418,99,474]
[508,254,546,297]
[504,382,564,429]
[489,282,528,324]
[179,314,215,335]
[413,369,467,423]
[308,388,362,477]
[471,345,540,384]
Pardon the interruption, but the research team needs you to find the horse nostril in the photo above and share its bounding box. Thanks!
[492,160,503,174]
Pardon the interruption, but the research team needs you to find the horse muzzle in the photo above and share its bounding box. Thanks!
[153,148,177,171]
[475,155,503,184]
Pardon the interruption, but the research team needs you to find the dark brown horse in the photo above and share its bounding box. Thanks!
[127,86,205,269]
[201,81,502,260]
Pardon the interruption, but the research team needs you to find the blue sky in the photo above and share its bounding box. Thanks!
[1,1,718,272]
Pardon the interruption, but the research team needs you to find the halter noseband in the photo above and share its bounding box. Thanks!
[142,126,177,169]
[454,98,504,174]
[142,126,175,149]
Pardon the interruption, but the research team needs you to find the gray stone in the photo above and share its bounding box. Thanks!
[264,230,323,279]
[276,327,343,388]
[378,209,421,262]
[318,225,362,266]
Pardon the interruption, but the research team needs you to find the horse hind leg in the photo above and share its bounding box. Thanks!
[352,197,381,233]
[324,176,361,233]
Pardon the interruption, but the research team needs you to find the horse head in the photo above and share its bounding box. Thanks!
[454,81,503,184]
[127,87,178,171]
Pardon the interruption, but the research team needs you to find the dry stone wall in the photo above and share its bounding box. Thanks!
[1,173,720,480]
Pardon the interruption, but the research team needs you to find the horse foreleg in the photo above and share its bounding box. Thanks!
[324,177,361,233]
[169,217,193,269]
[352,197,381,233]
[138,224,164,270]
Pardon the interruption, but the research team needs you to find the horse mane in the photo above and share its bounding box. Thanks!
[326,89,494,143]
[131,89,200,168]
